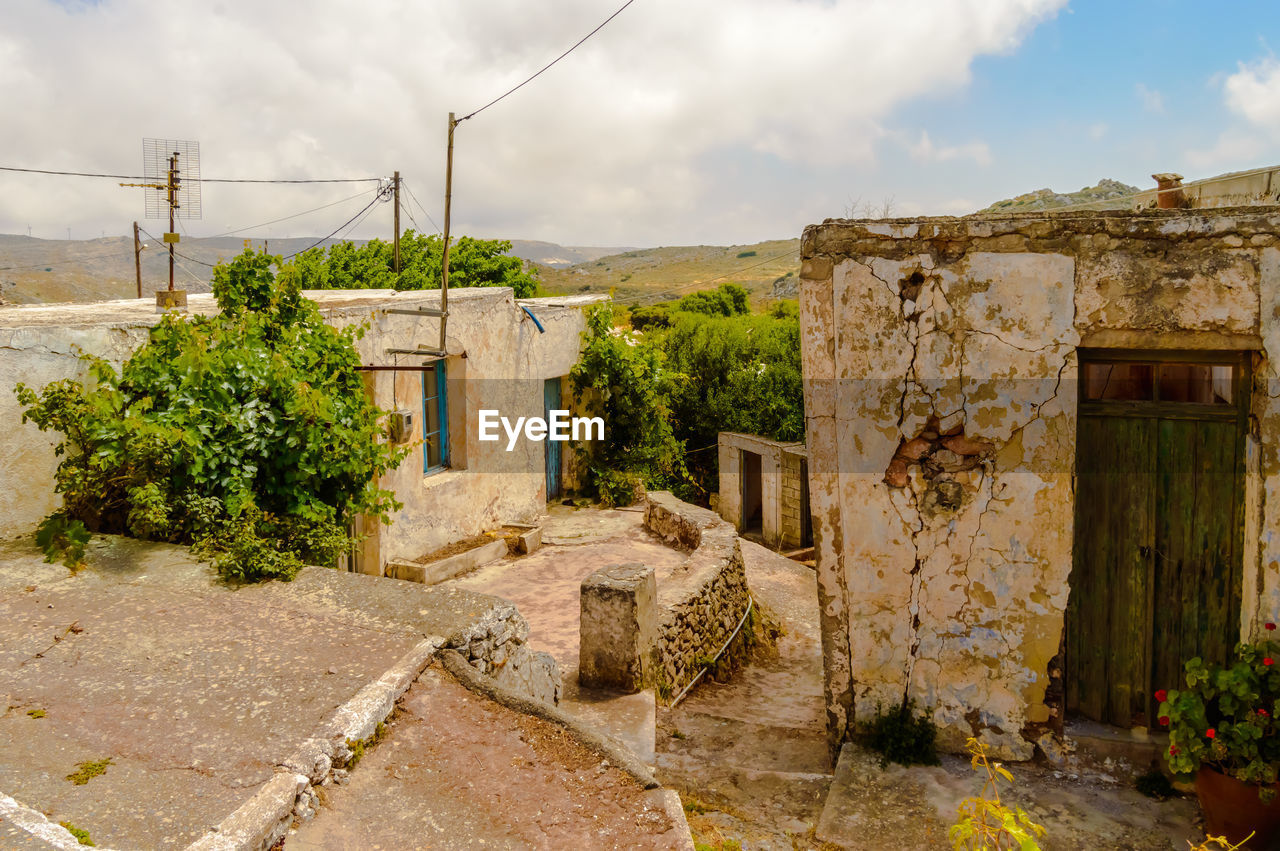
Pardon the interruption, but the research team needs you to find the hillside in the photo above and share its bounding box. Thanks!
[0,234,801,306]
[533,238,801,304]
[975,178,1140,215]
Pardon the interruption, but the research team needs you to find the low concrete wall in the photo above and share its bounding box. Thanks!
[644,492,751,699]
[579,562,658,692]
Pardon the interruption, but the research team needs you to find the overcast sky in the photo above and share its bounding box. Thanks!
[2,0,1279,247]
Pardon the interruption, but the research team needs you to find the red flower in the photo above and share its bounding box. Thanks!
[1159,715,1170,726]
[1259,709,1270,717]
[1154,689,1168,703]
[1267,622,1276,631]
[1206,728,1216,739]
[1170,745,1180,755]
[1266,658,1275,667]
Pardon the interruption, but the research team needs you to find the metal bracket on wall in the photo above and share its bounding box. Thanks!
[385,347,447,358]
[384,307,448,318]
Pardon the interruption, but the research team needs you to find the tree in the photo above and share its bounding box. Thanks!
[17,250,406,581]
[569,304,686,505]
[675,282,750,317]
[287,231,541,298]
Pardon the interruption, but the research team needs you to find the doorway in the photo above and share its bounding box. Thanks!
[1065,350,1249,727]
[544,377,562,500]
[741,450,763,535]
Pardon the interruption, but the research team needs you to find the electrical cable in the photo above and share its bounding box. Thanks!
[458,0,637,122]
[200,188,379,239]
[0,165,382,184]
[139,188,390,267]
[401,180,442,234]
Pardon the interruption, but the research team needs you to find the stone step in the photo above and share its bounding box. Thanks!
[660,711,831,775]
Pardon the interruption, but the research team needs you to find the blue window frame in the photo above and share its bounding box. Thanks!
[422,362,448,473]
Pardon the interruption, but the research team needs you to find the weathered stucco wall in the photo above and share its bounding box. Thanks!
[799,208,1280,758]
[0,289,599,576]
[717,432,808,549]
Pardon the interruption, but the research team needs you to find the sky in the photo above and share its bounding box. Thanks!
[1,0,1279,248]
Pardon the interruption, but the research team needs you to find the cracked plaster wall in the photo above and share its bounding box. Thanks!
[799,208,1280,759]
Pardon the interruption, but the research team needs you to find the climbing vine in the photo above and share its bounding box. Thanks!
[17,250,407,581]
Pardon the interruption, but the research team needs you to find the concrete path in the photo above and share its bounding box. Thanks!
[287,662,685,850]
[815,743,1199,850]
[656,540,834,850]
[0,535,510,849]
[450,507,686,763]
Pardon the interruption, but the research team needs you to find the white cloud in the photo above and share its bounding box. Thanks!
[907,132,993,166]
[1224,56,1280,130]
[1088,122,1108,140]
[1135,82,1164,113]
[1184,55,1280,171]
[0,0,1065,245]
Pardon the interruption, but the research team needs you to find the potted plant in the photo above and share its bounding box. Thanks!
[1159,623,1280,848]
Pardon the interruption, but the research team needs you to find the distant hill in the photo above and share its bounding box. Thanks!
[0,234,801,306]
[975,179,1140,215]
[533,239,801,304]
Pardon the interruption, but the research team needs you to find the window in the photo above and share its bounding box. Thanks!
[1081,357,1236,406]
[422,362,448,473]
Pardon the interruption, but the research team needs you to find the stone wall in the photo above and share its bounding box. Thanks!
[445,599,562,706]
[799,207,1280,758]
[644,492,751,699]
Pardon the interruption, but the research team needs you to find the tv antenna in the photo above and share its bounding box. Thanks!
[120,139,201,293]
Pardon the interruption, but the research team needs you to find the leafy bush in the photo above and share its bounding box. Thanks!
[17,250,406,582]
[569,303,686,502]
[287,231,541,298]
[658,308,804,500]
[1158,626,1280,799]
[675,283,750,317]
[864,699,940,767]
[35,514,90,570]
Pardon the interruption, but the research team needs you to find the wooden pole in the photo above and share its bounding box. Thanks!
[393,170,401,276]
[440,115,455,354]
[167,153,177,292]
[133,221,142,298]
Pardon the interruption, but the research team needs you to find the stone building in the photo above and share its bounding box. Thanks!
[715,431,811,550]
[0,287,600,576]
[798,206,1280,758]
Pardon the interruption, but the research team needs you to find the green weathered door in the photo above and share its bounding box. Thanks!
[1066,351,1248,727]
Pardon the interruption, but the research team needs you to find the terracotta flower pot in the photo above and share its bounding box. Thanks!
[1196,767,1280,850]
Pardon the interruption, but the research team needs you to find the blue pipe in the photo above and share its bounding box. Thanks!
[520,305,545,333]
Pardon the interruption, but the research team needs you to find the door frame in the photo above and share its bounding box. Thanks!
[1066,347,1251,726]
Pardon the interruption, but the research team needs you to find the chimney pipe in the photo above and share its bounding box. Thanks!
[1153,172,1185,209]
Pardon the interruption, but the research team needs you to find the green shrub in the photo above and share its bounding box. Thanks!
[35,514,90,570]
[17,250,406,583]
[864,699,940,767]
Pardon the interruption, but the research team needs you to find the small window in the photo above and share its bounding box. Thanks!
[1082,358,1236,406]
[422,362,448,473]
[1082,362,1154,401]
[1157,363,1234,405]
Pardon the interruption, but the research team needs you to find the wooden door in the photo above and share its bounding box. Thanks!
[544,377,562,500]
[1066,351,1248,727]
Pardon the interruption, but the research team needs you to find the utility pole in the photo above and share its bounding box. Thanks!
[166,153,177,292]
[133,221,143,298]
[440,116,456,354]
[393,170,401,275]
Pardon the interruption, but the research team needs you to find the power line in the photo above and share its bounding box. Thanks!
[401,180,442,234]
[458,0,637,122]
[0,165,383,184]
[202,188,379,239]
[142,188,390,268]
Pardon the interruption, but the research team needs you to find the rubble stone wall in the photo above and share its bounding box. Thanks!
[445,601,562,706]
[644,492,750,699]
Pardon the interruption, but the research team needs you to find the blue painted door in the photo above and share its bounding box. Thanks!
[544,377,562,500]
